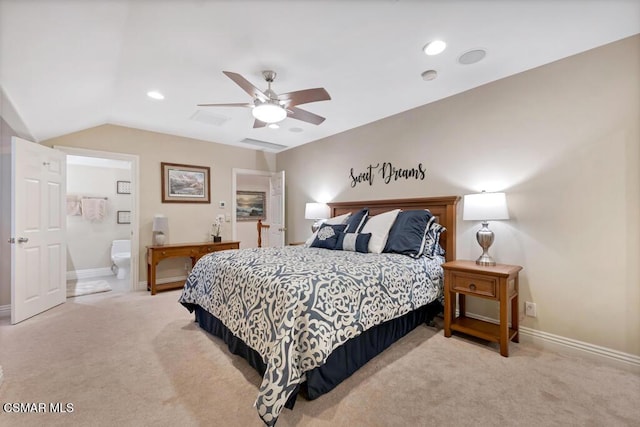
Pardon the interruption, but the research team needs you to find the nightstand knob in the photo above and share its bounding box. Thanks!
[161,251,166,256]
[469,283,477,291]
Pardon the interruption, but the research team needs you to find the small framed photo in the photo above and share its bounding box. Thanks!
[117,211,131,224]
[161,162,210,203]
[117,180,131,194]
[236,191,266,221]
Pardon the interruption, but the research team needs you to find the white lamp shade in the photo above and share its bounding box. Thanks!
[152,215,169,233]
[305,202,330,220]
[252,102,287,124]
[463,192,509,221]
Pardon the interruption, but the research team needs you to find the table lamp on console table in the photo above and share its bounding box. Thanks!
[152,214,169,246]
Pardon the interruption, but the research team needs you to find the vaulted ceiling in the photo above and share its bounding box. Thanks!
[1,1,638,152]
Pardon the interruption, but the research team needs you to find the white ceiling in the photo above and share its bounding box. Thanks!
[1,0,638,152]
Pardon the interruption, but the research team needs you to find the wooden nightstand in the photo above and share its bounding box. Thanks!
[442,260,523,357]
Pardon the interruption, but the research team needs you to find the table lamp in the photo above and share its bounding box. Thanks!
[152,214,169,246]
[463,192,509,266]
[305,202,330,232]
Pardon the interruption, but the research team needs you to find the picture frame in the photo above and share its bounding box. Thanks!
[236,191,266,221]
[117,180,131,194]
[117,210,131,224]
[161,162,210,203]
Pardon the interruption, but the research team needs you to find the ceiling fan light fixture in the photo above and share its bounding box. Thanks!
[252,102,287,124]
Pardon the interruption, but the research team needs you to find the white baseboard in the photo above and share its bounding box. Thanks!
[66,267,114,280]
[0,304,10,318]
[462,311,640,373]
[137,275,188,291]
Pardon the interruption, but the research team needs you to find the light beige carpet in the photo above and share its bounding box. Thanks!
[0,289,638,427]
[66,280,112,298]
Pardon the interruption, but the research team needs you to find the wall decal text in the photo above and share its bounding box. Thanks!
[350,162,426,187]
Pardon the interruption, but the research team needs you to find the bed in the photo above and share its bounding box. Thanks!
[179,196,459,425]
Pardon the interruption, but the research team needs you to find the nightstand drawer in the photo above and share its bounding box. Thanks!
[451,272,497,298]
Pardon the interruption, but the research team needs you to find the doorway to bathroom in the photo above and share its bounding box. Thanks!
[55,146,140,296]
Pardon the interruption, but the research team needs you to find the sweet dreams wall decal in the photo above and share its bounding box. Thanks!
[350,162,426,187]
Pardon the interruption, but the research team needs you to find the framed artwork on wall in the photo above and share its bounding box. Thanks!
[161,162,211,203]
[117,180,131,194]
[117,211,131,224]
[236,191,266,221]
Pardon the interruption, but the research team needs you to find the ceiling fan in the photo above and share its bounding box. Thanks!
[198,70,331,128]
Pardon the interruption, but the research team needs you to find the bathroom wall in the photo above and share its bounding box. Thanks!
[66,158,132,274]
[236,174,270,249]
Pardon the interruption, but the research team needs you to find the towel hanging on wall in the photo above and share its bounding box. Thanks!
[66,195,82,216]
[81,198,107,222]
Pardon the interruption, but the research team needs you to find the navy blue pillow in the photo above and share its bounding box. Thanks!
[383,210,434,258]
[343,208,369,233]
[335,232,372,253]
[310,224,347,250]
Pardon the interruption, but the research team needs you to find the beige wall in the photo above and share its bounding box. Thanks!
[43,124,276,283]
[277,35,640,356]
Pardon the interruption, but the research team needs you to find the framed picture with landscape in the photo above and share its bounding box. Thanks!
[236,191,266,221]
[161,162,210,203]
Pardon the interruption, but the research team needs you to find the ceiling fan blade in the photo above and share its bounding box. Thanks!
[223,71,268,102]
[287,106,326,125]
[197,103,252,107]
[253,119,267,129]
[278,88,331,108]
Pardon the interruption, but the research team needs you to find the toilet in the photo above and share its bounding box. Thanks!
[111,239,131,280]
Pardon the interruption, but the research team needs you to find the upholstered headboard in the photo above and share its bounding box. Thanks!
[328,196,460,262]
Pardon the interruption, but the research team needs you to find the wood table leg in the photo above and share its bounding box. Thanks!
[499,278,509,357]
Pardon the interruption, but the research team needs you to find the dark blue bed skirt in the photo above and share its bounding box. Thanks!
[185,300,442,409]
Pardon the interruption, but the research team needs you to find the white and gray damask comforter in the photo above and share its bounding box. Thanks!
[179,245,444,425]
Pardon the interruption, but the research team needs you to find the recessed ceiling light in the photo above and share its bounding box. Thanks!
[423,40,446,56]
[289,127,304,133]
[421,70,438,81]
[458,49,487,65]
[268,123,280,129]
[147,90,164,100]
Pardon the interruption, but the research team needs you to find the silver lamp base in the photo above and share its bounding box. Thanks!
[311,219,326,233]
[475,221,496,266]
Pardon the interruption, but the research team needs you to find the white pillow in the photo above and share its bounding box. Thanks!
[360,209,401,253]
[304,212,351,246]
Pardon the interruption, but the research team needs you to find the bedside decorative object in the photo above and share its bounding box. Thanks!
[152,214,169,246]
[443,260,522,357]
[463,191,509,266]
[305,202,330,232]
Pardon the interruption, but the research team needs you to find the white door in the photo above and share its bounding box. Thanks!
[267,171,285,247]
[11,137,66,324]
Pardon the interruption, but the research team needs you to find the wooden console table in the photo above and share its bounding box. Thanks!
[146,241,239,295]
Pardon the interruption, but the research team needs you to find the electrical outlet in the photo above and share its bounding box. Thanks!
[184,261,190,271]
[216,214,225,222]
[525,301,537,317]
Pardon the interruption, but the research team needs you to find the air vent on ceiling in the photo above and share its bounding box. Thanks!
[239,138,288,151]
[190,110,229,126]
